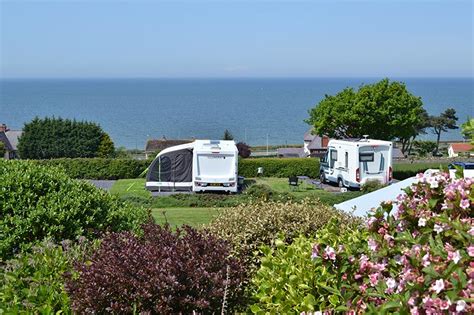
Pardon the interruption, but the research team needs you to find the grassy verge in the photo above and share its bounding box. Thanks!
[151,207,220,227]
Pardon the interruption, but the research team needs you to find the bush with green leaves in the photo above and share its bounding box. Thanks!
[18,116,114,159]
[239,158,319,178]
[250,172,473,314]
[0,160,149,260]
[361,179,386,193]
[393,162,450,180]
[207,200,357,269]
[0,239,93,313]
[245,183,274,200]
[33,158,149,180]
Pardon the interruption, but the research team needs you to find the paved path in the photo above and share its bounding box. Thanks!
[88,180,116,191]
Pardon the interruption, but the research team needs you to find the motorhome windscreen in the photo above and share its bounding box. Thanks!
[196,154,234,177]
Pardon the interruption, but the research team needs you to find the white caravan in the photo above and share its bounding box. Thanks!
[319,138,393,189]
[146,140,238,193]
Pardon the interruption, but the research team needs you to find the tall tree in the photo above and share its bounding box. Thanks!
[223,129,234,140]
[0,141,5,158]
[306,79,425,155]
[97,133,115,158]
[429,108,458,155]
[461,117,474,145]
[18,116,112,159]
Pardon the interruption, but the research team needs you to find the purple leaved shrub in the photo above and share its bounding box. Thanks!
[65,223,247,314]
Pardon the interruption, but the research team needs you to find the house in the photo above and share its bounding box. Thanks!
[303,128,330,157]
[145,136,194,159]
[448,143,473,158]
[277,147,306,158]
[0,124,22,159]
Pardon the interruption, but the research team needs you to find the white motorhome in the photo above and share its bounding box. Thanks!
[319,138,393,189]
[146,140,238,193]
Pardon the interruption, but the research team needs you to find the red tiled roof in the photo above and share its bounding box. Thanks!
[450,143,474,152]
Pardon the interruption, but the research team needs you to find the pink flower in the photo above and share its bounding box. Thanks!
[311,244,320,259]
[369,273,379,286]
[324,246,336,261]
[439,299,451,310]
[434,224,444,234]
[368,238,378,251]
[460,199,470,209]
[468,245,474,257]
[448,250,462,264]
[422,253,431,267]
[430,279,445,294]
[418,217,427,227]
[410,307,419,315]
[456,300,467,312]
[385,277,397,293]
[469,227,474,236]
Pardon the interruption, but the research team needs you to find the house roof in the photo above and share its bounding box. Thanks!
[5,130,22,151]
[304,128,316,141]
[450,143,473,153]
[0,130,22,151]
[145,138,193,152]
[277,147,306,157]
[307,136,324,150]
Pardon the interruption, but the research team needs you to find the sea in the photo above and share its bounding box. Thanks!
[0,78,472,149]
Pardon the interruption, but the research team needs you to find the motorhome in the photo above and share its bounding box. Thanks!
[319,138,393,189]
[146,140,239,193]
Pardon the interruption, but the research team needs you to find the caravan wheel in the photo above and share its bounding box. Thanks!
[338,178,345,188]
[320,172,326,183]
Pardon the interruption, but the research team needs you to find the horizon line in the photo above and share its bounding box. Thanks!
[1,76,473,80]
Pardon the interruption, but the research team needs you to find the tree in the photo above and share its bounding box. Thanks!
[236,142,251,158]
[306,79,425,155]
[18,117,112,159]
[0,141,5,158]
[429,108,458,155]
[97,133,115,158]
[461,117,474,145]
[412,140,437,157]
[223,129,234,140]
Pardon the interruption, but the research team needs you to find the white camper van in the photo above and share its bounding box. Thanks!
[319,138,393,189]
[146,140,239,193]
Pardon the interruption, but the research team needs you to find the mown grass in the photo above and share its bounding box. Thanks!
[151,207,220,227]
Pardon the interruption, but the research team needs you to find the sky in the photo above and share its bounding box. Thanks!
[0,0,472,78]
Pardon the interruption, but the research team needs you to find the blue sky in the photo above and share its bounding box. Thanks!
[1,0,472,78]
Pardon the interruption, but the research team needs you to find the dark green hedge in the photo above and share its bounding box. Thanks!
[31,157,449,181]
[34,158,150,180]
[392,162,450,180]
[239,158,319,178]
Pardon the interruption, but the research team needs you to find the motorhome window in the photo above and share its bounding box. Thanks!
[330,150,338,161]
[345,152,348,168]
[379,153,385,171]
[359,153,374,162]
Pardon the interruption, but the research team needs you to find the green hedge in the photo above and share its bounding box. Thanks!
[33,158,150,180]
[392,162,450,180]
[239,158,319,178]
[30,157,449,181]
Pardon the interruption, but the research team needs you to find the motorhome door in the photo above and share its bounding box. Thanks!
[326,147,338,182]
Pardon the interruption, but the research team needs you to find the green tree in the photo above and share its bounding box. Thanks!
[0,141,5,158]
[223,129,234,140]
[429,108,458,155]
[97,133,115,158]
[461,117,474,145]
[412,140,437,157]
[18,117,111,159]
[306,79,425,154]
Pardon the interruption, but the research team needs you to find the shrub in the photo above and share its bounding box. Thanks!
[0,160,149,260]
[245,183,273,200]
[33,158,149,179]
[207,200,357,269]
[250,172,473,313]
[0,141,5,158]
[239,158,319,178]
[66,223,247,313]
[361,179,386,193]
[393,162,450,180]
[237,142,251,158]
[18,116,112,159]
[0,239,93,313]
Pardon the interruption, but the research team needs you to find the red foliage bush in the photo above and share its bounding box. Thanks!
[236,142,251,158]
[66,224,246,314]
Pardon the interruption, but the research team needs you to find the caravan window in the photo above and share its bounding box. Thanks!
[359,152,374,162]
[330,150,338,161]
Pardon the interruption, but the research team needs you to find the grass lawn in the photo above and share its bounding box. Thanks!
[109,178,150,198]
[151,207,220,227]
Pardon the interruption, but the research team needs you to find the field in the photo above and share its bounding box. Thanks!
[110,177,363,227]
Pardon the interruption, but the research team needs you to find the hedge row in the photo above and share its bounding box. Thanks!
[33,158,150,180]
[31,158,449,180]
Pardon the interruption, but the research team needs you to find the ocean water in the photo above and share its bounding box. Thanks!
[0,78,472,149]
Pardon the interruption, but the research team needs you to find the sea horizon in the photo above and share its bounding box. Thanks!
[1,77,472,149]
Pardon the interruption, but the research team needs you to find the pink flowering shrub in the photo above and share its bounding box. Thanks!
[250,172,473,314]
